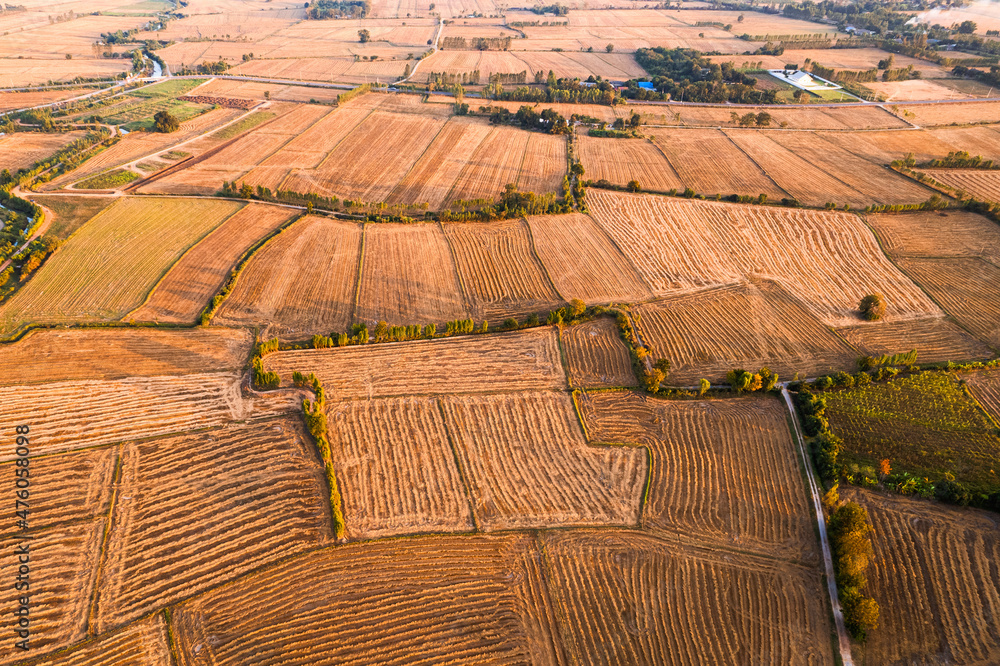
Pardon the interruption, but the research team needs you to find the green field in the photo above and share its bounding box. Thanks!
[76,168,140,190]
[29,196,116,240]
[824,371,1000,494]
[212,111,276,140]
[0,197,243,334]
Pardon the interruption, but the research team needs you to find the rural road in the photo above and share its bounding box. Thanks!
[396,17,444,86]
[781,386,855,666]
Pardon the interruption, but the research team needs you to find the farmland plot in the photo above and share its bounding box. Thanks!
[0,58,129,86]
[0,87,93,113]
[526,213,652,303]
[824,371,1000,494]
[920,168,1000,203]
[516,132,568,194]
[542,530,833,665]
[866,209,1000,265]
[443,219,561,319]
[326,396,472,539]
[898,257,1000,346]
[893,100,1000,126]
[0,328,251,385]
[579,391,820,560]
[447,126,530,203]
[769,131,934,204]
[635,281,858,383]
[967,368,1000,421]
[843,487,1000,666]
[387,116,494,209]
[170,534,563,665]
[0,372,296,460]
[214,216,362,337]
[27,195,115,240]
[577,136,683,193]
[0,197,242,335]
[0,520,103,661]
[355,223,468,325]
[647,128,786,200]
[95,419,329,631]
[264,326,566,397]
[836,317,995,364]
[588,190,940,326]
[561,317,637,388]
[825,128,966,165]
[929,125,1000,161]
[284,111,447,202]
[441,391,646,530]
[24,613,172,666]
[133,203,296,323]
[0,447,114,537]
[0,131,87,172]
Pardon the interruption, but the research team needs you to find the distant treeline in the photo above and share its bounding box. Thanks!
[305,0,370,19]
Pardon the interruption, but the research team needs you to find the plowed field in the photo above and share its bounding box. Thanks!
[898,257,1000,346]
[836,317,996,364]
[561,317,637,388]
[577,136,683,193]
[866,209,1000,266]
[921,168,1000,203]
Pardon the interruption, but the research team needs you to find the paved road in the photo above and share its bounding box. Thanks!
[781,386,855,666]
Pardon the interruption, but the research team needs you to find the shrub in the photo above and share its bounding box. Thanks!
[935,478,971,506]
[153,110,179,133]
[699,378,710,396]
[859,293,886,321]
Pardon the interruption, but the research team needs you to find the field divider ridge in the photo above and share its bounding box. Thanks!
[438,221,476,317]
[86,446,124,637]
[350,222,367,323]
[384,117,451,203]
[434,397,479,532]
[522,216,566,302]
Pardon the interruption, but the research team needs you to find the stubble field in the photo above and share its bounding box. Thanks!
[561,317,637,388]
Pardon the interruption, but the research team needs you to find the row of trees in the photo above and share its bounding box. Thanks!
[305,0,370,19]
[440,36,512,50]
[626,47,777,104]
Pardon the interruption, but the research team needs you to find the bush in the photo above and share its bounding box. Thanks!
[935,478,971,506]
[153,110,179,133]
[859,293,886,321]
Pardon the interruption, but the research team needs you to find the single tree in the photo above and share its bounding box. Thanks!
[878,458,891,481]
[605,43,614,52]
[358,28,371,42]
[957,20,977,34]
[626,180,641,192]
[698,378,710,396]
[153,110,179,133]
[858,293,886,321]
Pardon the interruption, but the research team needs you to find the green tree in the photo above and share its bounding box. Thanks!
[153,110,179,133]
[569,298,586,317]
[358,28,371,42]
[859,293,886,321]
[626,180,640,192]
[957,20,977,34]
[605,43,614,53]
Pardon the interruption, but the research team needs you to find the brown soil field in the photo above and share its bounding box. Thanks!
[635,281,858,383]
[561,317,637,388]
[516,132,568,194]
[821,128,958,165]
[27,195,115,240]
[921,168,1000,203]
[724,130,881,207]
[0,520,103,661]
[588,190,938,326]
[767,130,935,205]
[25,613,172,666]
[866,209,1000,265]
[898,257,1000,347]
[526,212,653,304]
[0,130,87,171]
[0,447,113,538]
[355,223,468,325]
[447,125,530,203]
[0,58,130,86]
[0,328,251,386]
[170,533,562,665]
[420,49,643,83]
[386,116,494,209]
[577,136,683,193]
[95,419,329,631]
[132,203,296,323]
[0,87,93,112]
[440,391,645,530]
[263,326,566,397]
[843,487,1000,665]
[284,111,447,202]
[578,391,820,560]
[443,219,561,319]
[647,128,786,199]
[967,369,1000,421]
[868,78,973,101]
[214,215,362,337]
[630,103,907,130]
[229,57,408,85]
[929,125,1000,161]
[0,372,296,461]
[326,396,472,539]
[462,99,617,124]
[891,101,1000,126]
[193,77,345,104]
[837,317,996,364]
[44,108,244,190]
[541,530,833,665]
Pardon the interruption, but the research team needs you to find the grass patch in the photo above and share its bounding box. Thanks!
[29,196,116,240]
[211,112,276,140]
[116,99,210,131]
[75,169,139,190]
[808,88,855,102]
[162,150,189,160]
[825,371,1000,495]
[130,79,205,99]
[136,161,166,172]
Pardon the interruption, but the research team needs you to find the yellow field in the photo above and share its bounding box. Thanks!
[0,131,87,171]
[0,197,243,334]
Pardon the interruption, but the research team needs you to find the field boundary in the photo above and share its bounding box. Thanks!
[581,207,658,295]
[162,608,181,666]
[522,216,566,302]
[384,119,451,203]
[717,130,790,198]
[438,221,475,316]
[86,447,123,637]
[434,398,479,532]
[351,223,367,323]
